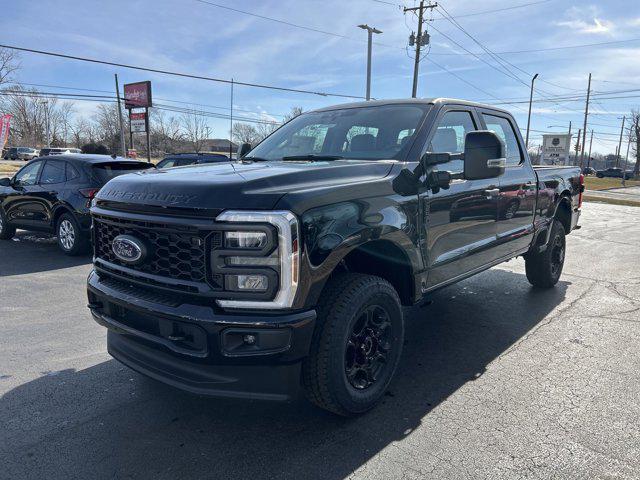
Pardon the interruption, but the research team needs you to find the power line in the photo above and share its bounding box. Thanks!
[428,36,640,56]
[10,81,289,118]
[0,44,366,99]
[431,0,552,20]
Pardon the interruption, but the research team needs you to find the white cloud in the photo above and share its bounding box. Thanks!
[556,6,613,34]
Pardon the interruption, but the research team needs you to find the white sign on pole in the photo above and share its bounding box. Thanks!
[130,112,146,133]
[541,134,572,165]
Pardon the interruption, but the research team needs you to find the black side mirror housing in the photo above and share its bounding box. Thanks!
[0,177,11,187]
[421,151,452,166]
[238,143,252,158]
[463,131,506,180]
[392,168,421,196]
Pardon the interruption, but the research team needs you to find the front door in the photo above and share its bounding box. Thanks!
[2,160,45,228]
[420,108,501,290]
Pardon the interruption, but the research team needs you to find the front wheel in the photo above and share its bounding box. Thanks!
[303,273,404,416]
[525,219,566,288]
[0,208,16,240]
[56,213,88,256]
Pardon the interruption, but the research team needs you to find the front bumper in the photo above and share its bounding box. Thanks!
[87,270,316,401]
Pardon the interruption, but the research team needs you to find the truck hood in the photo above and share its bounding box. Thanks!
[95,160,395,212]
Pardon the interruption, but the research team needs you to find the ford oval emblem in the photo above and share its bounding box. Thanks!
[112,235,145,264]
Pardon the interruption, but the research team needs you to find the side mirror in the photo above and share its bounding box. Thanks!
[0,177,11,187]
[463,131,506,180]
[238,143,252,158]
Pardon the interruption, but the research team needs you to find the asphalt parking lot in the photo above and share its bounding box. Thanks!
[1,202,639,480]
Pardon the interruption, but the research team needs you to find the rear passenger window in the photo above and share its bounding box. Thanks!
[428,110,477,174]
[40,160,67,184]
[482,114,523,166]
[66,163,80,181]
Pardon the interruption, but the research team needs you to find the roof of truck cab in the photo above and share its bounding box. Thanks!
[313,98,512,115]
[36,154,151,165]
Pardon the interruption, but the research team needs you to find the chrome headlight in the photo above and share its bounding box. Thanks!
[214,210,299,310]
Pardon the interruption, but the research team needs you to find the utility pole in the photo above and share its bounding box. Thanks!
[615,116,625,167]
[42,100,51,148]
[587,129,593,168]
[574,128,581,166]
[405,1,437,98]
[358,24,382,101]
[579,73,591,168]
[229,79,234,158]
[114,74,126,157]
[525,73,539,149]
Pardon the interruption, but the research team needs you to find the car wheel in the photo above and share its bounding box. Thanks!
[525,219,566,288]
[302,273,404,416]
[56,213,88,256]
[0,208,16,240]
[501,200,520,220]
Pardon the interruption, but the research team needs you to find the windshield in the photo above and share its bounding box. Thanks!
[92,162,153,183]
[245,104,429,161]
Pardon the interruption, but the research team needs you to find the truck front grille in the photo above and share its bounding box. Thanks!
[93,215,222,289]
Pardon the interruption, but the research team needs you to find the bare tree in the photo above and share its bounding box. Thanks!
[181,109,208,153]
[70,117,89,148]
[232,122,260,145]
[0,48,20,86]
[93,103,122,154]
[152,109,183,154]
[283,106,303,123]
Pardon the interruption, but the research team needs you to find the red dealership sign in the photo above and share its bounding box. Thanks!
[0,114,11,147]
[124,81,152,108]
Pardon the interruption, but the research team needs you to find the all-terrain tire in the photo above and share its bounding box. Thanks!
[525,219,566,288]
[302,273,404,416]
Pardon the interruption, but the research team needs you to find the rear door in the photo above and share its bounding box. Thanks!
[421,106,501,289]
[479,110,536,256]
[38,159,68,228]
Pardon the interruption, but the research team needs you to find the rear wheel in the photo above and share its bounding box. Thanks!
[302,273,404,416]
[0,208,16,240]
[525,219,566,288]
[56,213,88,256]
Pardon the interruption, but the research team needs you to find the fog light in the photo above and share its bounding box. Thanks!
[224,231,267,249]
[230,274,268,291]
[243,334,257,345]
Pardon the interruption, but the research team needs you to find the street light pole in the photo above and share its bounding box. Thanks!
[358,24,382,101]
[525,73,539,149]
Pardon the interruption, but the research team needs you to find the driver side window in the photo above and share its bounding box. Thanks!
[14,161,43,186]
[428,110,476,174]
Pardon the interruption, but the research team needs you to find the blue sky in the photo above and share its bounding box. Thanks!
[3,0,640,154]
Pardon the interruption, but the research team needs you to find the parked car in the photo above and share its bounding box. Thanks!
[39,147,82,156]
[0,155,154,254]
[596,167,633,180]
[581,167,596,176]
[86,98,583,416]
[3,147,39,161]
[156,152,230,169]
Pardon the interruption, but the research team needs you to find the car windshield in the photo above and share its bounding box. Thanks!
[92,162,153,183]
[244,104,429,162]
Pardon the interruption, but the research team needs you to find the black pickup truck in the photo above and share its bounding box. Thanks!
[87,98,583,415]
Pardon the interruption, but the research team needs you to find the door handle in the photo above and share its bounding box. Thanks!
[484,188,500,199]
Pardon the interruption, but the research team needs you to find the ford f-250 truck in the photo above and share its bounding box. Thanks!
[87,98,583,416]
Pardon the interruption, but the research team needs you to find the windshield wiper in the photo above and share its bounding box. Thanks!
[242,156,270,162]
[281,154,344,161]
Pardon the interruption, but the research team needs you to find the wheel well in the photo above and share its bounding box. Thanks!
[338,240,414,305]
[555,194,572,234]
[52,206,72,228]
